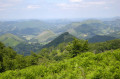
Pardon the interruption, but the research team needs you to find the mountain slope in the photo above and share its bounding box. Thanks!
[35,30,56,44]
[108,31,120,38]
[88,35,116,43]
[0,33,24,47]
[43,32,75,48]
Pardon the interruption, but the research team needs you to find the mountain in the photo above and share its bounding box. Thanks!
[57,20,107,39]
[88,35,116,43]
[107,31,120,38]
[57,19,120,39]
[34,30,56,44]
[43,32,75,48]
[0,20,68,36]
[0,33,24,47]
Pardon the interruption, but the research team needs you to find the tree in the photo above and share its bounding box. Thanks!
[66,39,88,57]
[82,40,88,52]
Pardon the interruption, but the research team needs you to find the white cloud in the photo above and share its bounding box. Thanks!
[104,6,110,9]
[8,0,22,2]
[0,0,22,2]
[0,2,13,8]
[57,1,106,9]
[0,0,23,8]
[70,0,82,3]
[27,5,40,9]
[57,3,87,9]
[0,8,6,11]
[86,1,106,5]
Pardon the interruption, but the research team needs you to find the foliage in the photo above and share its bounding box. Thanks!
[0,42,39,72]
[0,49,120,79]
[66,39,88,57]
[14,42,43,56]
[0,37,120,79]
[89,39,120,53]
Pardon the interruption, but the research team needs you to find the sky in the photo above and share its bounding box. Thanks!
[0,0,120,20]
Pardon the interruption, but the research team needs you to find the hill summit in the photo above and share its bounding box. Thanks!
[0,33,24,47]
[43,32,75,48]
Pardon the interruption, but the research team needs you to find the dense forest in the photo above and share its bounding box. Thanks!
[0,37,120,79]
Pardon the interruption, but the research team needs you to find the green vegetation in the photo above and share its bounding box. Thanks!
[0,32,120,79]
[0,33,24,47]
[89,39,120,53]
[0,42,39,72]
[0,49,120,79]
[66,39,88,57]
[14,43,43,56]
[88,35,116,43]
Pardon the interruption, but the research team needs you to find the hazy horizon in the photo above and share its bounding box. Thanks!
[0,0,120,20]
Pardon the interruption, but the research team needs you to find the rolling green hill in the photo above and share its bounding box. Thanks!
[0,33,24,47]
[34,30,56,44]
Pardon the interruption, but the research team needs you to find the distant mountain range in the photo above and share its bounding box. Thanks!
[0,18,120,49]
[107,31,120,38]
[0,20,67,35]
[58,19,120,39]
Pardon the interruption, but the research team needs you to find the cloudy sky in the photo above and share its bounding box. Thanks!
[0,0,120,20]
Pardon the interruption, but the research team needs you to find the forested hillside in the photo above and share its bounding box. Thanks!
[0,37,120,79]
[88,35,116,43]
[0,49,120,79]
